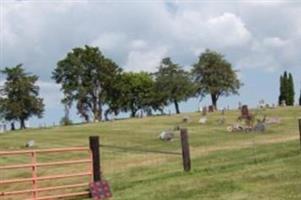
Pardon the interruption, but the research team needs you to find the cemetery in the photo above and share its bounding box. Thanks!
[1,1,301,200]
[1,106,300,200]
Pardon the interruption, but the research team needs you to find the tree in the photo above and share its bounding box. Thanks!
[279,71,288,105]
[192,49,241,109]
[154,57,195,114]
[278,71,294,106]
[116,72,155,117]
[287,73,295,105]
[0,64,44,129]
[278,74,285,105]
[52,45,121,122]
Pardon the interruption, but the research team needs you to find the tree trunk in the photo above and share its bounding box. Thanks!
[131,110,137,118]
[98,106,102,121]
[174,100,180,114]
[104,109,110,121]
[11,122,15,131]
[92,98,102,122]
[211,94,218,110]
[20,119,26,129]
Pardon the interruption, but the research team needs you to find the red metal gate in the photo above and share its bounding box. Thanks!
[0,138,99,200]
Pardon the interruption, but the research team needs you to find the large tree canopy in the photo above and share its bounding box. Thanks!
[117,72,155,117]
[154,57,195,114]
[0,64,44,129]
[192,49,241,108]
[52,45,121,122]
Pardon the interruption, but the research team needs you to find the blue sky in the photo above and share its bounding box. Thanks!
[1,0,301,127]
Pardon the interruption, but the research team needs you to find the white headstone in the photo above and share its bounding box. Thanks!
[25,140,35,148]
[199,117,207,124]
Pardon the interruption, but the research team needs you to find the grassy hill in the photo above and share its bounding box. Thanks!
[0,107,301,200]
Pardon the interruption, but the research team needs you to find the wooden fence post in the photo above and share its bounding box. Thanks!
[180,128,191,172]
[89,136,101,182]
[299,118,301,149]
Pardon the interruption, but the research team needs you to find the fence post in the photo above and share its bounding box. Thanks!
[89,136,101,182]
[180,128,191,172]
[299,118,301,149]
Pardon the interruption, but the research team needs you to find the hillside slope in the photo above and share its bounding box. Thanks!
[0,107,300,200]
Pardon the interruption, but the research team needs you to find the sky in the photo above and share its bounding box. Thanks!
[1,0,301,127]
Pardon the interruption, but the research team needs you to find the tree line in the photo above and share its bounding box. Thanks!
[3,44,298,130]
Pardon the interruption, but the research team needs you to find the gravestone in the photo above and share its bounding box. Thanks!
[281,100,286,107]
[199,117,207,124]
[25,140,35,148]
[239,105,254,126]
[159,131,174,142]
[208,105,214,112]
[11,122,15,131]
[241,105,250,119]
[202,106,207,116]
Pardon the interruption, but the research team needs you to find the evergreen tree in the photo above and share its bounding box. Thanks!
[278,75,284,105]
[287,73,295,105]
[279,71,289,105]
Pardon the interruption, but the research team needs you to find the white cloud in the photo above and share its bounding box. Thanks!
[124,46,168,72]
[37,81,62,108]
[130,40,148,50]
[91,32,127,51]
[171,11,251,51]
[263,37,288,48]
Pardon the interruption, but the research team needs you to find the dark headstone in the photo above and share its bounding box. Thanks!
[11,122,15,131]
[241,105,250,119]
[208,105,214,112]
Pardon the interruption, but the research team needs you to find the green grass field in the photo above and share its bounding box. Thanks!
[0,107,301,200]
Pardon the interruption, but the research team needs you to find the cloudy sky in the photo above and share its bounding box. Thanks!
[1,0,301,126]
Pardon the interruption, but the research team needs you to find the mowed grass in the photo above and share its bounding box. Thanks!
[0,107,300,200]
